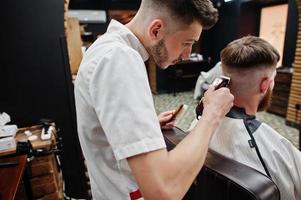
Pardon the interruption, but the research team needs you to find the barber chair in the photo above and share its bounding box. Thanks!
[163,127,280,200]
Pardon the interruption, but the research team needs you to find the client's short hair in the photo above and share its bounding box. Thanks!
[145,0,218,29]
[220,36,280,69]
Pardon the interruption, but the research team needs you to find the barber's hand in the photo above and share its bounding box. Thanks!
[158,110,175,130]
[201,85,234,123]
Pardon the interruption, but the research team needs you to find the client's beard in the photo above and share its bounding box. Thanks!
[257,87,273,112]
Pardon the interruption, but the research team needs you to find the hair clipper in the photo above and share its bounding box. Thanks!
[195,75,231,119]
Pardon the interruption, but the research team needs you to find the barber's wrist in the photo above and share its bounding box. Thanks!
[200,111,222,128]
[194,116,220,141]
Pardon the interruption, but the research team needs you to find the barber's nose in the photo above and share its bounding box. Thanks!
[180,46,192,60]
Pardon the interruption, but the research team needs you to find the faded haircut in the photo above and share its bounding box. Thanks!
[220,36,280,69]
[144,0,218,30]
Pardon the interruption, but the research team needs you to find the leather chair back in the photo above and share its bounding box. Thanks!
[163,127,280,200]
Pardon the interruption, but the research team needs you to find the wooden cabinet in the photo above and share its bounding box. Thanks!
[286,0,301,127]
[166,61,212,95]
[17,126,64,200]
[268,68,292,117]
[30,155,63,200]
[147,59,212,95]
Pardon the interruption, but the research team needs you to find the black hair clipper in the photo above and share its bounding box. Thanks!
[195,75,231,119]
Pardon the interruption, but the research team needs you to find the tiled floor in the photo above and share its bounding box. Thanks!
[153,91,300,148]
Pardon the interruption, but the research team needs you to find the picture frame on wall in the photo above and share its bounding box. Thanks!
[259,4,288,67]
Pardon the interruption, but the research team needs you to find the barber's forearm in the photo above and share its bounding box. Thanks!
[165,117,219,196]
[128,116,221,200]
[145,87,232,199]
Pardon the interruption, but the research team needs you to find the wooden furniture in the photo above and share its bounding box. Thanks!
[29,155,63,199]
[166,60,212,96]
[163,127,280,200]
[64,0,84,75]
[0,126,64,200]
[267,67,292,116]
[0,154,27,200]
[147,59,212,94]
[286,0,301,150]
[19,126,64,200]
[0,126,55,156]
[66,17,83,75]
[287,0,301,127]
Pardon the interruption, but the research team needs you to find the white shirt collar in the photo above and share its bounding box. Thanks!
[106,19,149,62]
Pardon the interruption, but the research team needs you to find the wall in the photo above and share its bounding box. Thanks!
[199,0,297,68]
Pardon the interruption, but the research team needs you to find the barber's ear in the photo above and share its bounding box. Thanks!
[260,77,271,93]
[148,19,165,41]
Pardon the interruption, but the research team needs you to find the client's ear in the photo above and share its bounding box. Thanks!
[148,19,165,42]
[260,77,272,93]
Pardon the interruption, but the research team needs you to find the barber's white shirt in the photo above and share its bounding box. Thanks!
[207,107,301,200]
[74,20,166,200]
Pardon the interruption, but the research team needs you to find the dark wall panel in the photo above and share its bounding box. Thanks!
[200,0,297,69]
[200,0,241,65]
[239,1,260,37]
[0,0,88,198]
[282,0,298,67]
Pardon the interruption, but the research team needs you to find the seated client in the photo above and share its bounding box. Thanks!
[191,36,301,200]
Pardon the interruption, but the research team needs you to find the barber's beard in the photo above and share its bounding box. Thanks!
[257,87,273,112]
[148,39,170,69]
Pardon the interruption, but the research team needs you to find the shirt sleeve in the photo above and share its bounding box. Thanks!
[88,45,166,160]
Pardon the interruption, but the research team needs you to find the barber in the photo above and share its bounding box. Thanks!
[74,0,234,199]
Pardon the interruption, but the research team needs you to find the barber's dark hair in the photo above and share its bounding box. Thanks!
[150,0,218,30]
[220,36,280,69]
